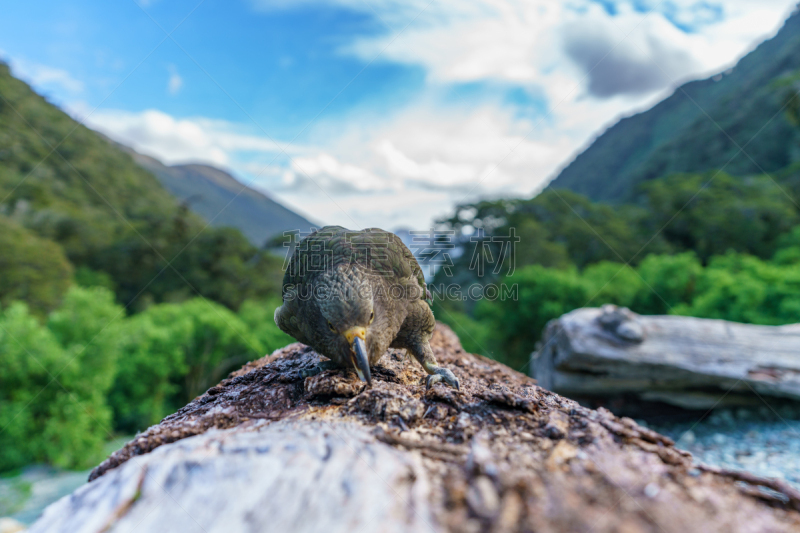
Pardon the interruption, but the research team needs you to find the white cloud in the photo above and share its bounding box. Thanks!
[74,101,573,228]
[561,8,702,97]
[76,108,300,167]
[88,109,227,166]
[256,100,576,227]
[2,53,84,94]
[167,65,183,95]
[361,105,568,194]
[286,153,390,193]
[64,0,800,230]
[245,0,799,225]
[267,0,795,100]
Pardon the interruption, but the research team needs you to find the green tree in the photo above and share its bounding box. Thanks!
[430,300,496,358]
[94,219,284,312]
[673,253,800,325]
[109,309,188,432]
[0,296,115,472]
[777,71,800,127]
[476,265,590,370]
[434,190,667,296]
[0,216,73,317]
[238,299,294,356]
[582,261,643,309]
[47,286,124,396]
[632,252,703,315]
[639,173,798,261]
[0,65,285,315]
[111,298,263,432]
[773,226,800,265]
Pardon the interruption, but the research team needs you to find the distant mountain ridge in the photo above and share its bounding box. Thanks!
[549,5,800,202]
[0,61,286,311]
[123,148,315,247]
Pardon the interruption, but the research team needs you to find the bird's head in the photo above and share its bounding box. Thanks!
[318,265,376,385]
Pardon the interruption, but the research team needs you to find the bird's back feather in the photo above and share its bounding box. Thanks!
[282,226,427,299]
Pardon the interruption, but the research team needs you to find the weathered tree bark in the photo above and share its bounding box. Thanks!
[533,305,800,410]
[31,324,800,532]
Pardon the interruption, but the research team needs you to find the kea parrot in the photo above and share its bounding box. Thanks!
[274,225,459,390]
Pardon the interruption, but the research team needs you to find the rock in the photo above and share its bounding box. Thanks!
[678,430,696,446]
[532,306,800,410]
[29,324,800,532]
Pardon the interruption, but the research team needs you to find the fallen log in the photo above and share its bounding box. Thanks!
[30,324,800,532]
[532,305,800,411]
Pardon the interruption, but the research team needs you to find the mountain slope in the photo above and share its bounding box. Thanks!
[549,6,800,202]
[0,62,187,264]
[0,62,284,311]
[128,151,314,246]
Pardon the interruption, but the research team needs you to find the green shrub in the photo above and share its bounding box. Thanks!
[73,266,116,292]
[582,261,643,308]
[0,216,73,317]
[773,226,800,265]
[238,299,294,355]
[476,265,590,370]
[632,252,703,314]
[430,301,496,358]
[639,173,798,261]
[468,250,800,371]
[673,253,800,325]
[47,286,124,395]
[110,298,263,432]
[0,296,115,472]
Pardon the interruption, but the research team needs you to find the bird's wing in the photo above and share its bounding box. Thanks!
[282,226,427,301]
[391,232,428,299]
[362,228,428,300]
[281,225,347,289]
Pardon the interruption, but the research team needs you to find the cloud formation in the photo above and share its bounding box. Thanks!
[167,65,183,95]
[68,0,800,228]
[2,53,84,95]
[77,108,301,167]
[561,12,701,97]
[341,1,794,99]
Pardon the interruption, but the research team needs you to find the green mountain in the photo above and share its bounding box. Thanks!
[0,62,283,313]
[0,62,181,264]
[549,6,800,202]
[125,149,315,247]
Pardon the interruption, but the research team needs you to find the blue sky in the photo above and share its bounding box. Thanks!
[0,1,420,135]
[1,0,797,229]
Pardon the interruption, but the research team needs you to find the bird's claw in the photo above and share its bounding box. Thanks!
[425,367,460,391]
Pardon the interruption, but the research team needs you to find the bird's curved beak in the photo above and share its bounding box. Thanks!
[343,326,371,386]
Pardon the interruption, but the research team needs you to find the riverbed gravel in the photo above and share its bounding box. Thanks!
[651,405,800,489]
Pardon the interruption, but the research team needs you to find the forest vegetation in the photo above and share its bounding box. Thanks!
[0,63,291,471]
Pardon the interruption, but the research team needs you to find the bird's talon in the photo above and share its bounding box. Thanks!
[425,367,459,390]
[425,374,441,390]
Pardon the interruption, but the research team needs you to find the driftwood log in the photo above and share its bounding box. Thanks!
[30,324,800,532]
[532,305,800,410]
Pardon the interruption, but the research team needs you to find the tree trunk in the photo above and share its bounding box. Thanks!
[31,324,800,532]
[532,305,800,410]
